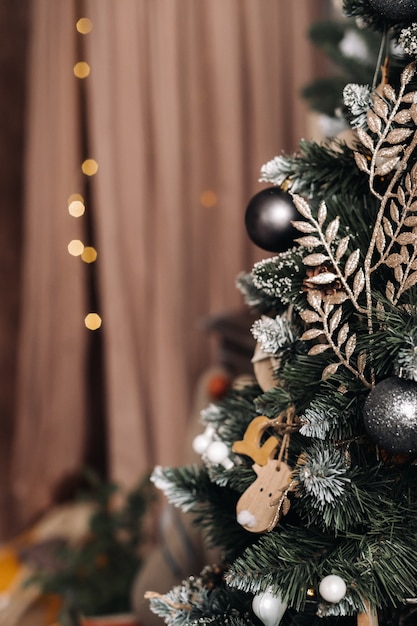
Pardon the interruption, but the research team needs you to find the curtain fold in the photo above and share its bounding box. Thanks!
[11,0,87,532]
[9,0,326,533]
[84,0,324,488]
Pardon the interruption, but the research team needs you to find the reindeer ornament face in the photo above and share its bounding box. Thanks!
[233,412,296,533]
[236,458,293,532]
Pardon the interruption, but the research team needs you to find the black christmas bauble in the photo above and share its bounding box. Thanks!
[245,187,299,253]
[368,0,417,21]
[363,377,417,453]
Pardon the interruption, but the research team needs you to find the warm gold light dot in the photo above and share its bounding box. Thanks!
[81,159,99,176]
[73,61,90,79]
[68,193,84,204]
[84,313,102,330]
[76,17,93,34]
[307,588,316,597]
[68,200,85,217]
[200,190,218,208]
[67,239,85,256]
[81,246,98,263]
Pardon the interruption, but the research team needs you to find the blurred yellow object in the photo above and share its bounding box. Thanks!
[0,546,21,591]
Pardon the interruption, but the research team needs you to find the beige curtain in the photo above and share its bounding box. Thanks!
[9,0,88,534]
[10,0,326,534]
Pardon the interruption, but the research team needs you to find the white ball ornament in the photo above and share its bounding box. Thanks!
[206,440,234,469]
[252,591,288,626]
[192,425,215,455]
[206,440,228,462]
[192,433,211,455]
[319,575,347,603]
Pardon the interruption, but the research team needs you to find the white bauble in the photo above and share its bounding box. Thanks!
[192,433,211,455]
[339,29,368,61]
[192,425,215,455]
[319,575,347,603]
[252,591,287,626]
[206,441,229,463]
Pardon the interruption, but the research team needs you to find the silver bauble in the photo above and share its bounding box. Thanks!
[363,377,417,453]
[369,0,417,21]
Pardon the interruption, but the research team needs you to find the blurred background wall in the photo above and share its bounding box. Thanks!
[0,0,329,539]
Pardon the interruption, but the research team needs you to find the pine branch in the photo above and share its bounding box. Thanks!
[260,140,369,200]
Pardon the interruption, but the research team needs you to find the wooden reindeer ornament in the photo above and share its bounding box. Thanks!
[232,407,298,533]
[356,600,379,626]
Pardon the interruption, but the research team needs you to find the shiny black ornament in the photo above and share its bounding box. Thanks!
[368,0,417,21]
[363,377,417,453]
[245,187,299,253]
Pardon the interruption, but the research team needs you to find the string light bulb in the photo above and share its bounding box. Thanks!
[81,158,99,176]
[76,17,93,34]
[84,313,102,331]
[200,190,218,208]
[67,239,84,256]
[81,246,98,263]
[68,199,85,217]
[73,61,90,79]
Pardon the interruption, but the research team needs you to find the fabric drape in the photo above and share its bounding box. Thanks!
[11,0,88,532]
[10,0,325,534]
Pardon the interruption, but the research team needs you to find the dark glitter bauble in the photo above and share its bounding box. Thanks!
[368,0,417,21]
[245,187,300,253]
[363,377,417,453]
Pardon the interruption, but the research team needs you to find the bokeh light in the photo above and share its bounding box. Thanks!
[84,313,102,330]
[73,61,90,79]
[81,158,99,176]
[81,246,98,263]
[200,190,218,208]
[68,193,84,204]
[76,17,93,34]
[68,199,85,217]
[67,239,85,256]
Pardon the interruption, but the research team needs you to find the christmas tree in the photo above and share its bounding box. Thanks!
[146,2,417,625]
[302,4,381,136]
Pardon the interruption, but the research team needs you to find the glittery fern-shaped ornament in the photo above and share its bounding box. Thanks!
[292,62,417,390]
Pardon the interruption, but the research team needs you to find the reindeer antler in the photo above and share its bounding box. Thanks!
[232,415,280,465]
[232,405,298,466]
